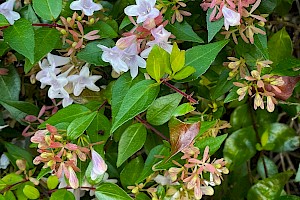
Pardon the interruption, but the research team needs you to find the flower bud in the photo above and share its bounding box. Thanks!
[16,159,26,171]
[116,35,136,50]
[60,29,67,35]
[89,18,95,25]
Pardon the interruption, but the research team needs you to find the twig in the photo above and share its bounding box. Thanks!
[48,186,96,194]
[161,79,198,104]
[0,23,64,30]
[98,100,108,111]
[135,115,170,142]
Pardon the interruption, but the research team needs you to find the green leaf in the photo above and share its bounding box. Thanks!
[3,19,35,63]
[253,30,269,59]
[196,120,217,139]
[1,173,23,185]
[271,57,300,76]
[211,70,234,100]
[206,8,224,42]
[95,183,133,200]
[261,123,299,152]
[20,4,40,24]
[296,164,300,182]
[165,21,204,43]
[258,0,277,13]
[39,104,91,128]
[37,168,52,180]
[137,145,169,183]
[170,43,185,74]
[77,39,115,66]
[277,195,300,200]
[247,171,293,200]
[173,66,196,80]
[257,156,278,179]
[50,189,75,200]
[0,180,6,190]
[0,65,20,101]
[0,14,9,26]
[230,104,252,130]
[194,134,227,156]
[184,40,229,80]
[224,87,239,103]
[33,0,62,20]
[117,123,147,167]
[172,103,195,117]
[0,41,10,56]
[25,27,61,73]
[4,142,34,169]
[4,191,16,200]
[90,21,118,39]
[47,175,59,190]
[146,45,170,82]
[268,28,293,64]
[67,111,97,140]
[120,156,144,188]
[23,185,40,199]
[111,79,160,133]
[224,126,257,170]
[146,93,182,126]
[135,193,151,200]
[0,100,39,116]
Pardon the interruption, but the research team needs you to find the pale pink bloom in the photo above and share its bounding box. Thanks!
[124,0,159,23]
[116,35,137,49]
[0,0,20,25]
[254,93,264,110]
[68,166,79,189]
[70,0,103,16]
[222,5,240,30]
[90,148,107,180]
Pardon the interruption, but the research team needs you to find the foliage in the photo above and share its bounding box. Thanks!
[0,0,299,199]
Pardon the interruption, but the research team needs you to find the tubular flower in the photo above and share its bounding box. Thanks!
[70,0,103,16]
[90,148,107,180]
[124,0,160,23]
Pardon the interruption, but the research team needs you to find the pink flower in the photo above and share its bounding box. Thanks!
[222,5,240,30]
[124,0,160,23]
[68,166,79,189]
[91,148,107,180]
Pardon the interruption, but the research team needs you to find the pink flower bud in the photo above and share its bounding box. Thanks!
[116,35,137,49]
[91,148,107,180]
[68,166,79,189]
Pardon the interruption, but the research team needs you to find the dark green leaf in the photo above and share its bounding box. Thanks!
[91,21,118,39]
[4,19,35,63]
[20,4,40,24]
[33,0,62,20]
[95,182,133,200]
[194,134,227,156]
[211,70,234,100]
[206,8,224,42]
[50,189,75,200]
[257,156,278,179]
[4,142,34,169]
[146,93,182,126]
[117,123,147,167]
[230,104,252,130]
[120,156,144,188]
[271,57,300,76]
[0,65,20,101]
[254,32,269,60]
[0,41,10,56]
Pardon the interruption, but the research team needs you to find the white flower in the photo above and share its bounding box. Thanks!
[70,0,103,16]
[0,153,9,169]
[141,25,173,58]
[36,53,70,89]
[68,64,101,96]
[124,0,159,23]
[0,0,20,25]
[90,148,107,180]
[154,174,179,186]
[222,5,240,31]
[98,43,146,78]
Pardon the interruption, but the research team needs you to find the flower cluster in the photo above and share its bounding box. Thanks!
[36,53,101,107]
[201,0,267,43]
[31,124,107,189]
[150,144,229,200]
[99,0,173,78]
[228,58,285,112]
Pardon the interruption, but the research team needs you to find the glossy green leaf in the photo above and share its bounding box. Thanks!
[117,123,147,167]
[67,111,97,140]
[194,134,227,156]
[33,0,62,20]
[0,65,20,101]
[196,120,217,139]
[120,156,144,188]
[230,104,252,130]
[247,171,293,200]
[146,45,170,82]
[296,164,300,182]
[77,39,115,66]
[146,93,182,126]
[95,182,133,200]
[4,142,34,169]
[261,123,299,152]
[25,27,61,73]
[271,57,300,76]
[0,100,38,116]
[1,173,23,185]
[258,0,277,13]
[3,19,35,63]
[23,185,40,199]
[39,104,91,128]
[206,8,224,42]
[170,43,185,74]
[224,126,257,170]
[257,156,278,179]
[20,4,40,24]
[111,79,159,133]
[135,193,151,200]
[277,195,300,200]
[254,32,269,60]
[137,145,169,183]
[0,14,9,26]
[184,40,229,80]
[268,28,293,64]
[165,21,204,43]
[224,87,239,103]
[50,189,75,200]
[172,103,195,117]
[211,70,234,100]
[4,191,16,200]
[37,168,52,180]
[0,41,10,56]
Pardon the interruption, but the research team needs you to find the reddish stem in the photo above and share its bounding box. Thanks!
[0,23,64,30]
[161,79,198,104]
[135,115,170,142]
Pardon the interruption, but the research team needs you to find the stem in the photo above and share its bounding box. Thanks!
[98,100,107,111]
[161,79,198,104]
[48,186,96,194]
[135,115,170,142]
[0,23,64,30]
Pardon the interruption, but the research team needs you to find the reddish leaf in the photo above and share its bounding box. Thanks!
[169,117,200,156]
[266,76,300,100]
